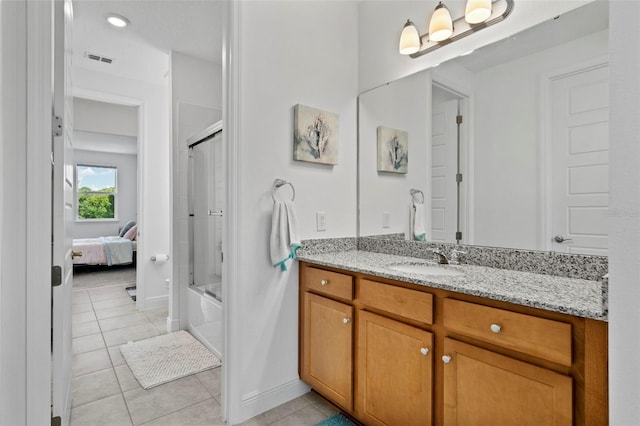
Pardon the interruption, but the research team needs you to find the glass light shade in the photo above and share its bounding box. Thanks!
[399,20,421,55]
[428,2,453,42]
[465,0,492,24]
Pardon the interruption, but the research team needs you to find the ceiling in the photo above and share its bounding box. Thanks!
[73,0,224,84]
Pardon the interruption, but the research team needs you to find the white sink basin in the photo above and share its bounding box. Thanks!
[388,263,464,277]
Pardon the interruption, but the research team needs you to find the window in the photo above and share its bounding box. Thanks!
[76,165,117,220]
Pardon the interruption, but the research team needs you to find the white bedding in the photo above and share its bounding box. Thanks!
[73,236,136,266]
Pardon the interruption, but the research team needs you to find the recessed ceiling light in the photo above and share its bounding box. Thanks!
[106,14,129,28]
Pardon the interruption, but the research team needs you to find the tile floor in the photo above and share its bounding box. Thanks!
[71,282,338,425]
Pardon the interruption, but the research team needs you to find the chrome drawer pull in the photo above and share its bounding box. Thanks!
[442,355,452,364]
[320,279,328,286]
[420,347,429,356]
[343,317,350,324]
[490,324,502,333]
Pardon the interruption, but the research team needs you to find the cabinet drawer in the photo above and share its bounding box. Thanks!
[303,267,354,301]
[443,298,572,366]
[358,279,433,325]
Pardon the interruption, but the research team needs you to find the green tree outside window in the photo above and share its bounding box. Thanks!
[76,165,117,220]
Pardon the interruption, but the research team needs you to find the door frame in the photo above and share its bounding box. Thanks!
[221,0,241,422]
[539,56,609,251]
[73,88,144,305]
[430,70,474,244]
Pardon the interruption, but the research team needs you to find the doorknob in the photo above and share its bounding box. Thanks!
[554,235,573,243]
[72,250,83,259]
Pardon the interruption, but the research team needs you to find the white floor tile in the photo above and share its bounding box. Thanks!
[72,368,120,408]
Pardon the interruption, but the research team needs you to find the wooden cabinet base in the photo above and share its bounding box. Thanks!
[299,262,608,426]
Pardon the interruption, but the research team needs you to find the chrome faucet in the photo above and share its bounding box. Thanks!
[449,249,467,265]
[432,249,449,265]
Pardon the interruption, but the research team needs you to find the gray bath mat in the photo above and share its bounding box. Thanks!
[120,330,221,389]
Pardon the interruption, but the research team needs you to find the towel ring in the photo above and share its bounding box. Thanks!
[272,179,295,202]
[410,188,424,204]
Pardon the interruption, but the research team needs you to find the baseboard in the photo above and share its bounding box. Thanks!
[239,379,310,423]
[138,294,168,311]
[166,316,180,333]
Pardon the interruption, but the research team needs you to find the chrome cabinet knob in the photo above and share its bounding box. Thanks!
[320,279,328,286]
[442,355,452,364]
[420,347,429,356]
[343,317,350,324]
[490,324,502,333]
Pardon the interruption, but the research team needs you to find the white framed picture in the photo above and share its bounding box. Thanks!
[293,104,339,165]
[377,126,408,173]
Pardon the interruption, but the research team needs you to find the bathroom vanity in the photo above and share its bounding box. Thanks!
[298,251,607,425]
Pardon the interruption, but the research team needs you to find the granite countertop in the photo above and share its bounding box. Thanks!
[297,250,607,321]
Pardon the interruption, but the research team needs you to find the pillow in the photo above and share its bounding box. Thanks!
[123,224,137,241]
[118,220,136,237]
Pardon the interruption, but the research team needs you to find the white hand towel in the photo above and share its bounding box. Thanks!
[270,199,302,271]
[413,202,426,241]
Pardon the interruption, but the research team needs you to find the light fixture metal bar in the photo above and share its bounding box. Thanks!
[410,0,514,59]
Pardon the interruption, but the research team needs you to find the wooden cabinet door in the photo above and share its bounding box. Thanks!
[301,292,353,410]
[442,338,572,426]
[356,310,433,426]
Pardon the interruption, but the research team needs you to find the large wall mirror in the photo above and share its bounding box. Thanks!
[358,0,609,255]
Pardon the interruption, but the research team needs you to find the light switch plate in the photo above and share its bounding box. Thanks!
[382,211,390,228]
[316,211,327,231]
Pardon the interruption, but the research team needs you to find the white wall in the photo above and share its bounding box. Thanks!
[74,66,171,311]
[74,98,138,137]
[170,51,222,331]
[359,70,430,238]
[472,30,608,249]
[230,1,358,422]
[609,1,640,423]
[357,0,595,92]
[72,147,138,239]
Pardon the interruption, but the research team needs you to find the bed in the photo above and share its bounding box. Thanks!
[73,222,137,266]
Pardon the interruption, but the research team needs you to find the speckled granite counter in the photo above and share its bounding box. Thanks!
[297,250,607,321]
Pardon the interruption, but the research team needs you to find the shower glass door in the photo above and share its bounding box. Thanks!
[189,131,223,301]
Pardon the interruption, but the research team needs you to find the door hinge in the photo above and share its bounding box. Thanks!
[52,265,62,287]
[456,115,463,124]
[456,173,463,183]
[51,416,61,426]
[455,231,463,241]
[52,115,63,137]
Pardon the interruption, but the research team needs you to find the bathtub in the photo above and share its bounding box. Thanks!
[187,286,222,360]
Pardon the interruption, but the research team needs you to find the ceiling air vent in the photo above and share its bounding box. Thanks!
[84,52,114,65]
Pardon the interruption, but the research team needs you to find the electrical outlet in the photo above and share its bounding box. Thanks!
[382,211,390,228]
[316,211,327,231]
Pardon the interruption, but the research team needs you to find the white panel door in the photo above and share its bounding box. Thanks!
[550,64,608,255]
[52,0,74,423]
[431,99,458,242]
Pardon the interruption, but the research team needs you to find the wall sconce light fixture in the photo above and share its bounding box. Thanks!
[399,0,514,58]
